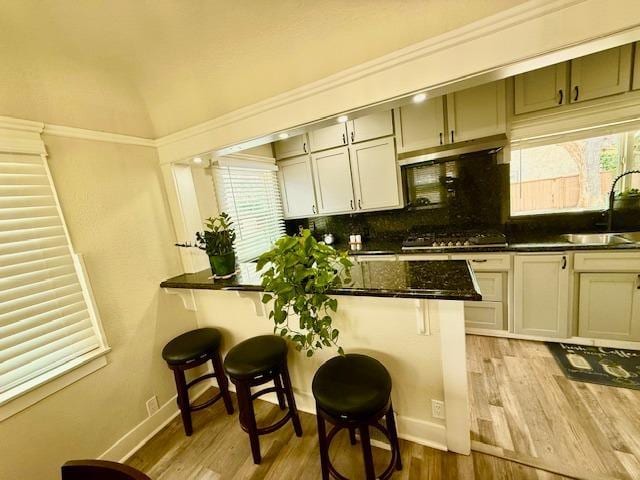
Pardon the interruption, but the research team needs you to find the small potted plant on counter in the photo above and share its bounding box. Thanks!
[614,188,640,210]
[176,212,237,277]
[257,229,353,357]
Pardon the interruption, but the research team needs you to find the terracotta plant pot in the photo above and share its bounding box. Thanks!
[210,252,236,276]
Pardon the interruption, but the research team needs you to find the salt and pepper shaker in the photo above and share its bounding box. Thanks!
[349,234,363,251]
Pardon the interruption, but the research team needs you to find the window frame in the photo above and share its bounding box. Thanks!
[0,123,110,421]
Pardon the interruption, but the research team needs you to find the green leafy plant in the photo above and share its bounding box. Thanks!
[256,230,353,357]
[617,188,640,198]
[176,212,236,256]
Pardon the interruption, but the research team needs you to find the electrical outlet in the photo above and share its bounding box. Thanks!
[146,396,159,417]
[431,399,445,419]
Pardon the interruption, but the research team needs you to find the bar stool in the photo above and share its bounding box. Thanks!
[223,335,302,464]
[162,327,234,436]
[312,354,402,480]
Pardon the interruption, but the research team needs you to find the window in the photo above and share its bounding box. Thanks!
[213,158,285,262]
[510,129,640,216]
[0,152,107,404]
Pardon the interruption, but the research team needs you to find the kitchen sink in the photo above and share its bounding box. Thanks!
[613,232,640,243]
[561,233,633,245]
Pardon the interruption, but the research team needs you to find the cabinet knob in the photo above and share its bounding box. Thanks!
[637,274,640,289]
[342,133,346,144]
[558,89,563,105]
[350,131,355,142]
[573,86,579,102]
[350,200,354,210]
[439,132,443,145]
[358,199,361,209]
[562,256,567,269]
[303,142,307,153]
[450,130,454,143]
[312,205,316,214]
[471,259,488,263]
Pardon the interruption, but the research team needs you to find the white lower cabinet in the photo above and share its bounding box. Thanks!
[578,273,640,341]
[513,254,570,338]
[465,301,504,330]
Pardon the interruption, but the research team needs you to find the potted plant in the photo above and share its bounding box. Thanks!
[256,229,353,357]
[176,212,237,276]
[614,188,640,210]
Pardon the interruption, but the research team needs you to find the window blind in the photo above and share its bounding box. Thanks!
[0,153,102,396]
[213,161,285,263]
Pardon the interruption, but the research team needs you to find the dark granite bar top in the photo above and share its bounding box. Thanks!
[333,234,640,255]
[160,260,482,301]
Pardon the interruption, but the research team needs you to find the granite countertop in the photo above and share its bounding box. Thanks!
[160,260,482,301]
[333,233,640,255]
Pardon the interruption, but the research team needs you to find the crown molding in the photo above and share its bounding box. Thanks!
[154,0,584,154]
[43,124,155,147]
[0,116,46,155]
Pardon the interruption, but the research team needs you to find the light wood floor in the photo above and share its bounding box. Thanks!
[467,335,640,480]
[127,388,570,479]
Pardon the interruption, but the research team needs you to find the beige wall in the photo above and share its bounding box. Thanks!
[0,136,196,480]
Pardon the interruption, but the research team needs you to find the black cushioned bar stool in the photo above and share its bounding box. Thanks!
[224,335,302,464]
[162,327,234,436]
[312,354,402,480]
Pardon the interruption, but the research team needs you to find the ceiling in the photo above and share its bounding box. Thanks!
[0,0,527,139]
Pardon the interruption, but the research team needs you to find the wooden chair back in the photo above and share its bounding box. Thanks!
[61,460,151,480]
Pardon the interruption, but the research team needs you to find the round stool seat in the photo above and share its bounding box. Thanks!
[312,354,392,421]
[162,327,222,366]
[224,335,287,379]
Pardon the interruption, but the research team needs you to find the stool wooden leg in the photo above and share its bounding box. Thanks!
[359,425,376,479]
[385,403,402,470]
[211,353,234,414]
[316,409,330,480]
[348,427,357,445]
[280,362,303,437]
[273,371,287,410]
[173,369,193,436]
[238,381,262,464]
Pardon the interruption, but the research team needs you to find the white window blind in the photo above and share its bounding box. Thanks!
[0,153,103,397]
[213,160,285,262]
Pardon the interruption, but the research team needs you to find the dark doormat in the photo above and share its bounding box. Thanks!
[546,342,640,390]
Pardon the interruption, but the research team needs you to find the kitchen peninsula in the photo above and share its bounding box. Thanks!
[161,259,481,454]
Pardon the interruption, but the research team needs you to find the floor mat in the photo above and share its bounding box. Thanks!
[546,342,640,390]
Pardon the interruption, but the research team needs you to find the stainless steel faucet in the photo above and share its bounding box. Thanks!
[607,170,640,231]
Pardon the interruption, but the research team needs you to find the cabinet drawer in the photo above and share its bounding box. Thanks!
[474,272,503,302]
[464,301,505,330]
[449,253,510,271]
[574,252,640,272]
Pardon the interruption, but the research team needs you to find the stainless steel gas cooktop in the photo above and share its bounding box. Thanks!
[402,230,507,250]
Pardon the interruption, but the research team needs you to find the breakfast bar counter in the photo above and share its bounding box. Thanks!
[161,259,477,456]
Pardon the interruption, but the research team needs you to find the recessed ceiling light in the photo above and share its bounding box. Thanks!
[193,157,203,164]
[278,133,289,139]
[337,115,348,123]
[412,93,427,103]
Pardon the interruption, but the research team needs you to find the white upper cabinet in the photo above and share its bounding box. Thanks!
[446,80,506,143]
[274,134,308,160]
[349,137,401,211]
[277,155,317,219]
[578,273,640,341]
[308,123,348,152]
[633,42,640,91]
[514,63,568,114]
[310,146,354,214]
[513,254,570,338]
[394,97,446,152]
[570,45,633,103]
[347,110,393,144]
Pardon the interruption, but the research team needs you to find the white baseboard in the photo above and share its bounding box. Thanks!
[101,380,448,463]
[99,382,211,463]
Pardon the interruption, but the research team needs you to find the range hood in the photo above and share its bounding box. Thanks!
[397,134,507,167]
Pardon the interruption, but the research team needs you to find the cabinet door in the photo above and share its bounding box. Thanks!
[633,43,640,91]
[578,273,640,341]
[277,155,317,219]
[514,63,567,114]
[570,45,633,103]
[465,302,505,330]
[513,254,569,337]
[349,137,401,211]
[347,110,393,144]
[274,134,308,160]
[308,124,348,152]
[446,80,506,143]
[394,97,446,152]
[310,146,354,214]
